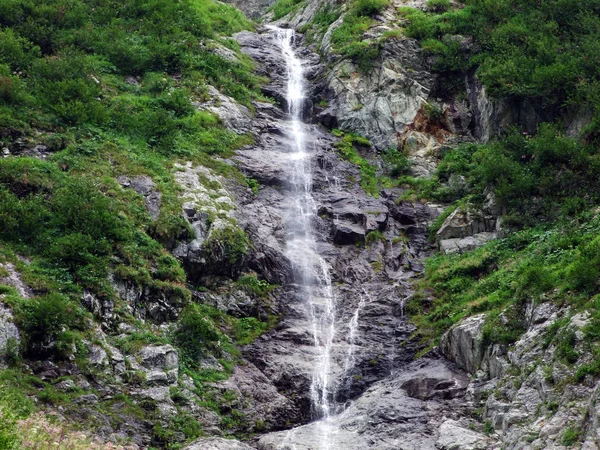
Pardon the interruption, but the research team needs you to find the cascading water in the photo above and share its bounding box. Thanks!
[269,26,337,424]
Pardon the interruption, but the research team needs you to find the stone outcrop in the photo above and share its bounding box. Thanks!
[184,437,256,450]
[117,175,162,221]
[136,344,179,386]
[257,358,478,449]
[436,419,490,450]
[0,262,29,367]
[440,314,487,375]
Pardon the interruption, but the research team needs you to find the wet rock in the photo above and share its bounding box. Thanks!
[184,437,256,450]
[214,363,301,432]
[440,314,487,374]
[333,220,365,245]
[258,359,469,450]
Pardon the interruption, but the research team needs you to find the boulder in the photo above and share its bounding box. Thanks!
[439,232,498,255]
[184,437,256,450]
[333,220,365,245]
[194,86,252,134]
[436,208,497,242]
[137,345,179,386]
[436,419,489,450]
[440,314,487,374]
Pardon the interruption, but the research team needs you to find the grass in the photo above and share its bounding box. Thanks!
[314,0,390,71]
[333,130,409,196]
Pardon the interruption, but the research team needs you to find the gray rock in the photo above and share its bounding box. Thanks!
[440,314,487,374]
[54,380,77,392]
[184,437,256,450]
[0,262,33,298]
[439,232,498,254]
[117,175,162,221]
[134,386,172,403]
[110,276,183,323]
[436,208,497,242]
[333,220,365,245]
[195,86,253,134]
[258,359,469,450]
[73,394,99,404]
[89,344,109,367]
[436,419,489,450]
[137,345,179,386]
[0,302,19,367]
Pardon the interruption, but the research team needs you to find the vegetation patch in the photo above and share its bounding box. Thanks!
[330,0,390,72]
[398,0,600,133]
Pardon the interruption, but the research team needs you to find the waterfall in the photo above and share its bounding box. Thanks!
[270,26,337,423]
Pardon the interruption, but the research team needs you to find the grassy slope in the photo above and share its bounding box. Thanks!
[0,0,277,447]
[394,1,600,383]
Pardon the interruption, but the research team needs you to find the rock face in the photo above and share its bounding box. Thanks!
[137,345,179,386]
[184,437,256,450]
[257,358,475,450]
[440,314,486,374]
[117,175,162,221]
[231,28,442,428]
[195,86,253,134]
[0,262,29,366]
[0,303,19,367]
[317,37,434,150]
[436,419,490,450]
[466,73,593,141]
[439,301,600,450]
[173,162,248,281]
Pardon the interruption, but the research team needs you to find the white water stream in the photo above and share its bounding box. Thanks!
[269,26,376,450]
[270,26,337,423]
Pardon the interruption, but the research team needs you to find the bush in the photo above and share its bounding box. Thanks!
[426,0,451,12]
[354,0,388,17]
[173,305,225,365]
[15,293,86,358]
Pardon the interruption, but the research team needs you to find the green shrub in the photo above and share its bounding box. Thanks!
[15,293,86,358]
[354,0,388,17]
[426,0,451,12]
[232,317,268,345]
[383,147,410,177]
[400,1,600,138]
[236,274,276,298]
[562,426,581,446]
[173,305,225,365]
